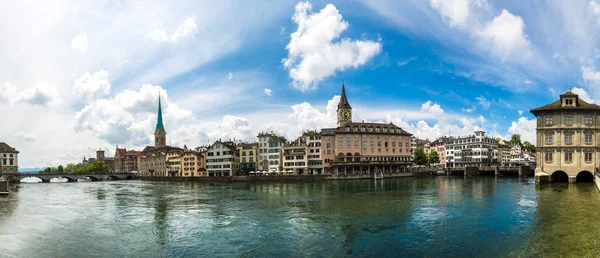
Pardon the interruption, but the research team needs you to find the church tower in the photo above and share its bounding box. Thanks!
[337,83,352,127]
[154,92,167,148]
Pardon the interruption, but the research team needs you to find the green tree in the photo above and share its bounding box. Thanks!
[413,148,428,166]
[86,161,108,173]
[428,150,440,166]
[57,165,64,173]
[65,163,76,173]
[510,134,522,147]
[44,167,51,173]
[523,141,536,153]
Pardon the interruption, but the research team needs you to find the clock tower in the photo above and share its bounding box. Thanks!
[337,83,352,127]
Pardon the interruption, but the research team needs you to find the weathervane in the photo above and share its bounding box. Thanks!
[569,84,573,92]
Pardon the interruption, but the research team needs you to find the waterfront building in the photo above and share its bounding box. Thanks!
[305,131,323,174]
[114,146,126,172]
[321,83,413,175]
[430,137,448,168]
[95,149,115,171]
[531,88,600,183]
[239,143,258,174]
[282,137,308,175]
[257,132,286,171]
[497,139,511,166]
[206,140,240,176]
[139,94,182,177]
[0,142,19,174]
[445,131,499,168]
[180,145,205,177]
[166,149,182,176]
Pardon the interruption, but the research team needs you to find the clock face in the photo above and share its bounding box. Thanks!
[339,109,351,120]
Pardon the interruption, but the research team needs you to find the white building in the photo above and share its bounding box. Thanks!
[257,132,286,171]
[0,142,19,174]
[306,131,323,174]
[206,141,239,176]
[446,131,498,168]
[282,140,308,175]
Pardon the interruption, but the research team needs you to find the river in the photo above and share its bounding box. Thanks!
[1,177,599,257]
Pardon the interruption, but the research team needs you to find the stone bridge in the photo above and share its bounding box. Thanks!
[2,173,137,183]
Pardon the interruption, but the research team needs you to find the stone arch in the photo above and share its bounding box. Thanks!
[87,176,101,181]
[551,170,569,183]
[125,175,134,180]
[576,171,594,183]
[106,175,120,181]
[20,176,46,183]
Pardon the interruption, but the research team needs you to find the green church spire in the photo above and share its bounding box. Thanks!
[155,92,165,133]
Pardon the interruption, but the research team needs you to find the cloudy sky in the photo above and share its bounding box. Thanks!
[2,0,600,168]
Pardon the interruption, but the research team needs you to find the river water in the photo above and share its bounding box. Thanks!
[1,177,599,257]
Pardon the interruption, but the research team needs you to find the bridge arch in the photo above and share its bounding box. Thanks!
[86,176,101,181]
[551,170,569,183]
[20,176,45,183]
[125,175,134,180]
[106,175,120,181]
[576,171,594,183]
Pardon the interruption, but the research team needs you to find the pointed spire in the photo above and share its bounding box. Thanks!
[338,82,352,109]
[155,91,165,133]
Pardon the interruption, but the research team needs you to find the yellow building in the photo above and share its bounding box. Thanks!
[531,88,600,183]
[180,145,205,177]
[239,143,258,174]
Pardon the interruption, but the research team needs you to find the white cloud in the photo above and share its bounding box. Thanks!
[420,100,444,117]
[19,82,62,106]
[74,70,111,101]
[518,110,523,115]
[70,34,89,52]
[397,56,417,66]
[228,72,233,81]
[264,88,273,96]
[479,9,531,61]
[475,95,490,108]
[572,87,596,103]
[429,0,470,28]
[507,116,536,143]
[280,25,286,35]
[15,132,36,142]
[582,66,600,85]
[461,106,476,113]
[524,79,533,85]
[150,17,198,43]
[282,1,382,91]
[590,0,600,23]
[0,82,17,103]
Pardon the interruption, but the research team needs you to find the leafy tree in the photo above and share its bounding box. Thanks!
[85,161,108,173]
[65,163,76,173]
[428,150,440,166]
[510,134,522,147]
[57,165,64,173]
[523,141,536,153]
[44,167,51,173]
[413,148,428,166]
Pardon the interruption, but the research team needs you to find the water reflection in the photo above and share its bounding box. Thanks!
[0,178,599,257]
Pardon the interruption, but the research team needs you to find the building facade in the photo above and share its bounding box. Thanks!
[166,149,182,176]
[206,141,239,176]
[531,89,600,183]
[497,139,511,166]
[239,143,258,174]
[181,145,205,177]
[430,137,447,167]
[282,138,308,175]
[0,142,19,174]
[446,131,499,168]
[257,132,286,171]
[321,84,413,175]
[306,131,323,174]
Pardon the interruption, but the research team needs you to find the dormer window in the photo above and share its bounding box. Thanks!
[564,98,574,106]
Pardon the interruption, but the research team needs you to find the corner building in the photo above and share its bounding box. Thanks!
[321,84,413,175]
[531,89,600,183]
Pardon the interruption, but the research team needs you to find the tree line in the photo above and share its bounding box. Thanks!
[40,161,108,174]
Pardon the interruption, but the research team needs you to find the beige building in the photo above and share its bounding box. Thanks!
[282,138,309,175]
[181,145,205,177]
[239,143,258,174]
[257,132,286,171]
[166,149,183,176]
[0,142,19,174]
[531,89,600,183]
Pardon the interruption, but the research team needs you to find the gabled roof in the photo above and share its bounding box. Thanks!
[326,122,412,136]
[531,90,600,114]
[0,142,18,153]
[115,147,126,158]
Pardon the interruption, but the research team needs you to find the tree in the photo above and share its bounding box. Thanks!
[428,150,440,166]
[510,134,522,147]
[57,165,64,173]
[523,141,536,153]
[86,161,108,173]
[65,163,76,173]
[44,167,51,173]
[413,148,428,166]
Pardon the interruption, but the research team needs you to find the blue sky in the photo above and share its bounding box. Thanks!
[2,0,600,167]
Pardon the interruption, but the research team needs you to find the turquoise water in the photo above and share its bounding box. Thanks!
[1,177,599,257]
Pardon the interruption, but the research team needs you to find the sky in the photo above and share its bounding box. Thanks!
[2,0,600,168]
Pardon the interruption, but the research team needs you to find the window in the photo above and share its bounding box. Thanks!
[338,135,343,140]
[346,135,351,140]
[338,141,343,147]
[585,134,593,144]
[376,127,381,132]
[362,135,367,140]
[545,134,553,144]
[353,126,358,132]
[361,126,366,132]
[565,133,573,144]
[368,127,373,132]
[346,140,351,147]
[362,141,366,147]
[585,152,593,162]
[354,141,359,147]
[545,117,553,126]
[565,116,573,126]
[345,127,350,131]
[392,136,396,140]
[585,116,593,125]
[565,152,573,162]
[377,135,381,140]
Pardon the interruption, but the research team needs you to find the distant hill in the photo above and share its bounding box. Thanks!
[19,168,43,173]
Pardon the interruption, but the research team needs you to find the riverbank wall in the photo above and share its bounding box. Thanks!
[139,173,414,182]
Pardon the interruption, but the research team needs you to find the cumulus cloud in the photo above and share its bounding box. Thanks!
[264,88,273,96]
[518,110,523,115]
[74,70,111,101]
[507,116,536,143]
[15,132,36,142]
[282,1,382,91]
[572,87,596,103]
[149,17,197,43]
[0,82,17,103]
[0,82,61,106]
[479,9,531,61]
[429,0,470,28]
[461,106,476,113]
[70,34,89,52]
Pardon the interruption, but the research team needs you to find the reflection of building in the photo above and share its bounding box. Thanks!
[206,141,239,176]
[139,94,181,177]
[257,132,286,171]
[239,143,258,174]
[446,131,498,168]
[181,145,205,177]
[321,83,413,175]
[531,88,600,182]
[0,142,19,174]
